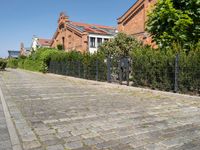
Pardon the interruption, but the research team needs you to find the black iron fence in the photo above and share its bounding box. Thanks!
[48,60,107,81]
[48,54,200,95]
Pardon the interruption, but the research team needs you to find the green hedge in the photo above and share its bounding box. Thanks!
[48,50,107,80]
[130,47,200,94]
[7,46,200,94]
[7,48,58,73]
[7,58,18,68]
[0,59,7,70]
[131,47,175,91]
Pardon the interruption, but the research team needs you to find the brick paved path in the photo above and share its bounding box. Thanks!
[0,98,12,150]
[1,69,200,150]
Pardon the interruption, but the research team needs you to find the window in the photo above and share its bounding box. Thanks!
[104,38,109,42]
[90,37,96,48]
[97,38,102,47]
[62,37,65,50]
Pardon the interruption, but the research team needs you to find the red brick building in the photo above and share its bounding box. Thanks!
[117,0,157,47]
[51,13,116,53]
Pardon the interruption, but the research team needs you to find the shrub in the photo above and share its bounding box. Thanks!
[130,47,175,91]
[57,44,63,50]
[0,59,7,70]
[7,58,18,68]
[7,43,199,94]
[130,45,200,93]
[48,51,107,80]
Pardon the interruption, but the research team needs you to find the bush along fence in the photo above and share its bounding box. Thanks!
[0,59,7,70]
[7,47,200,95]
[48,52,199,95]
[48,58,107,81]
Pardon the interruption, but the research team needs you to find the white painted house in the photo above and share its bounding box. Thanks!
[31,37,52,52]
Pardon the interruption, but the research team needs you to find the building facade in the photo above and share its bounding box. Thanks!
[8,50,20,58]
[51,13,117,53]
[117,0,157,47]
[20,43,31,56]
[31,37,52,52]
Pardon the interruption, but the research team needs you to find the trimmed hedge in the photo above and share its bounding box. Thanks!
[48,50,107,80]
[130,47,200,94]
[0,59,7,70]
[7,46,200,94]
[8,48,58,73]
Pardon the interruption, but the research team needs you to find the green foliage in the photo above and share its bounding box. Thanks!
[7,40,199,94]
[178,46,200,93]
[48,51,107,81]
[0,59,7,70]
[146,0,199,50]
[57,44,63,50]
[130,45,200,93]
[98,33,142,58]
[131,47,175,90]
[7,58,18,68]
[7,48,58,73]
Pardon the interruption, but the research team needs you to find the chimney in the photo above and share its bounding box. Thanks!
[58,12,69,24]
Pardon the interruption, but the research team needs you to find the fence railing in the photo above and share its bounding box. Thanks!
[49,60,107,81]
[48,55,200,95]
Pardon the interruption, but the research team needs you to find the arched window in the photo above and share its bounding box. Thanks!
[59,24,65,30]
[62,37,65,50]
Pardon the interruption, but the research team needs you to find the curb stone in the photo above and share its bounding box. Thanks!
[0,82,22,150]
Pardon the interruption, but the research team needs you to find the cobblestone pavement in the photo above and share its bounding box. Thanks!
[0,69,200,150]
[0,96,12,149]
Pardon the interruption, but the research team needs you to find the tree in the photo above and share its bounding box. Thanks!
[98,33,142,58]
[146,0,200,50]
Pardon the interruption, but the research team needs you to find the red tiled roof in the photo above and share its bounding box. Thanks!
[38,39,52,46]
[70,22,116,35]
[71,22,115,30]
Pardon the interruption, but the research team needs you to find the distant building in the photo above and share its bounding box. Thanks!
[20,42,31,56]
[31,37,52,52]
[51,13,117,53]
[8,50,20,58]
[117,0,157,47]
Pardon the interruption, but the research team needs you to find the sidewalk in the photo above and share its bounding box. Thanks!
[0,98,12,150]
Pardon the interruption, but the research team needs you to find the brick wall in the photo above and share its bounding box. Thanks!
[118,0,157,47]
[51,13,88,53]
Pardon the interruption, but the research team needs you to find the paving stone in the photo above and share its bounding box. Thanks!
[83,137,104,146]
[1,69,200,150]
[95,140,120,149]
[46,144,65,150]
[0,140,12,149]
[22,140,41,150]
[64,136,82,143]
[64,141,83,149]
[0,98,12,150]
[56,131,71,139]
[81,132,99,139]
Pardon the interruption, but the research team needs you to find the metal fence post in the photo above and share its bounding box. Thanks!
[126,58,130,86]
[66,61,68,75]
[107,56,111,83]
[78,61,81,78]
[96,59,99,81]
[174,54,179,93]
[83,64,86,79]
[119,59,122,85]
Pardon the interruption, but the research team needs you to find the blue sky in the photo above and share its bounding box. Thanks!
[0,0,136,58]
